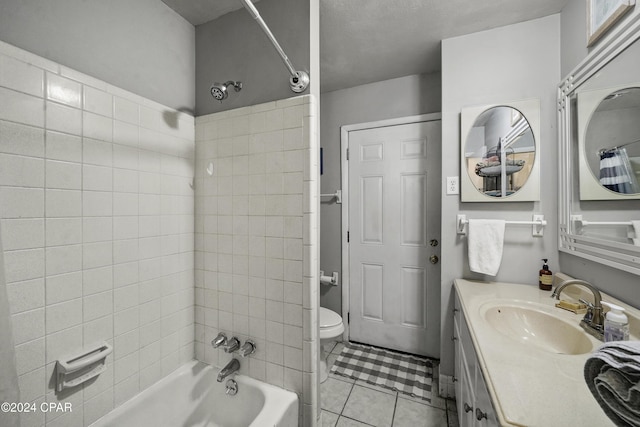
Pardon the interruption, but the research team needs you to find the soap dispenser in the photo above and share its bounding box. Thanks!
[602,301,629,342]
[539,259,552,291]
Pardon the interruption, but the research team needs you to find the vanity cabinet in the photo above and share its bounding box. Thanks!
[454,292,498,427]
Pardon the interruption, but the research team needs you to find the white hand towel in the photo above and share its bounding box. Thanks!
[468,219,506,276]
[632,220,640,246]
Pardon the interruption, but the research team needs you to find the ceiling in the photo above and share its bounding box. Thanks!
[160,0,258,27]
[162,0,569,93]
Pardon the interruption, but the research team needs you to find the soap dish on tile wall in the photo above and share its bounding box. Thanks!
[55,342,112,392]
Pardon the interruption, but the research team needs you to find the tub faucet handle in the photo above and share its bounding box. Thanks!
[212,332,227,348]
[224,336,241,353]
[239,340,256,357]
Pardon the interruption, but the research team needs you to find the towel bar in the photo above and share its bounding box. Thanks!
[320,189,342,204]
[571,215,633,227]
[457,214,546,237]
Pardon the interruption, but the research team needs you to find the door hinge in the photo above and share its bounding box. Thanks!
[346,148,349,160]
[347,312,350,324]
[347,231,350,242]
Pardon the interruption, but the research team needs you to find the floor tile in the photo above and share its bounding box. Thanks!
[396,389,445,409]
[337,416,374,427]
[322,410,340,427]
[342,384,396,427]
[332,341,345,355]
[321,377,354,413]
[324,341,337,356]
[392,397,448,427]
[429,390,447,409]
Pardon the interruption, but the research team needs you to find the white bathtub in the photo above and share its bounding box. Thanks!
[90,361,298,427]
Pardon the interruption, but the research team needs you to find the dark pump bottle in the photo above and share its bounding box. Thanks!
[539,258,552,291]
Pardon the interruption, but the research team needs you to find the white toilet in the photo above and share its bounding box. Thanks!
[319,306,345,383]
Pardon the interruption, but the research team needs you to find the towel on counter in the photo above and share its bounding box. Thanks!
[467,219,505,276]
[632,221,640,246]
[584,341,640,427]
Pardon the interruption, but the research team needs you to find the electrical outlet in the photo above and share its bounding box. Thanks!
[446,176,459,195]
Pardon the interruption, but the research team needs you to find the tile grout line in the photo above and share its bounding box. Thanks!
[390,393,398,427]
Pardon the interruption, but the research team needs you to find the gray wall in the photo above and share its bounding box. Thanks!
[440,14,561,375]
[319,73,442,314]
[196,0,310,116]
[559,0,640,306]
[0,0,195,111]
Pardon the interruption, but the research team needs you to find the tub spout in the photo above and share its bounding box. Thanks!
[217,359,240,382]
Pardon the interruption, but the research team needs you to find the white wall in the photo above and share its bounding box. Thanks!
[193,95,319,426]
[0,41,195,427]
[440,15,561,382]
[0,0,195,111]
[319,73,441,314]
[558,0,640,307]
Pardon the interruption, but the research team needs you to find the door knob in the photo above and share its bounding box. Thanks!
[430,255,439,264]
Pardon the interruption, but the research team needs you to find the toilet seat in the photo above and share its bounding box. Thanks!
[320,307,344,340]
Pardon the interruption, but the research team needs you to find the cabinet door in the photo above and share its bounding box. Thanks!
[458,339,476,427]
[454,317,462,417]
[473,370,498,427]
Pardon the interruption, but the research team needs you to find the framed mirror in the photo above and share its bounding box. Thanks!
[460,99,541,202]
[577,85,640,200]
[558,12,640,274]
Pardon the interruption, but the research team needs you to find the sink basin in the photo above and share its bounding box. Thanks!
[481,302,594,355]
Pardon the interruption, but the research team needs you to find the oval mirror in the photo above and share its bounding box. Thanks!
[463,106,536,198]
[583,87,640,195]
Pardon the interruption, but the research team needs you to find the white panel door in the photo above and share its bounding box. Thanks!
[348,120,441,357]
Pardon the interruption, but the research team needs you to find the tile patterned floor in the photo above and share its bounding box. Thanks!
[321,342,460,427]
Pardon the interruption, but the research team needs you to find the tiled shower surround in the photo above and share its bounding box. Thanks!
[194,96,320,425]
[0,41,320,426]
[0,41,195,426]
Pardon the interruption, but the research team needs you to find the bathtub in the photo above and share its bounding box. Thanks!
[90,360,298,427]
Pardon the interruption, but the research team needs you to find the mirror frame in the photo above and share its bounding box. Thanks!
[558,12,640,275]
[460,99,541,202]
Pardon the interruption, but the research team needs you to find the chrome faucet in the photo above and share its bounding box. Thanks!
[224,336,241,353]
[551,279,604,340]
[217,358,240,382]
[212,333,241,353]
[238,340,256,357]
[212,332,227,348]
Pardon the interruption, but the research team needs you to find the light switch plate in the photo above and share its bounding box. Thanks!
[446,176,459,195]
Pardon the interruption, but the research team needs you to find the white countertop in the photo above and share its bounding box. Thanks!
[454,278,640,427]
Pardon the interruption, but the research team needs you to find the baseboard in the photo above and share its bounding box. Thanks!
[439,373,456,399]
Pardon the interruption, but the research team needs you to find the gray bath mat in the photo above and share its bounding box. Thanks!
[330,342,434,401]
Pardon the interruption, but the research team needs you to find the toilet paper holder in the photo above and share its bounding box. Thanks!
[320,270,339,286]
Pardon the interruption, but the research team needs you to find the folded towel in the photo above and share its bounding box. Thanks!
[467,219,505,276]
[584,341,640,427]
[632,221,640,246]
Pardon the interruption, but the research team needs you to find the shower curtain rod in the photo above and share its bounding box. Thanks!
[600,138,640,154]
[240,0,310,93]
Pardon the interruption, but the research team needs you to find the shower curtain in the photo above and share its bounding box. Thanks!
[0,225,20,427]
[599,148,640,194]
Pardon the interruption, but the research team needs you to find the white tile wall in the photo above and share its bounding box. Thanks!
[0,40,195,427]
[194,95,319,426]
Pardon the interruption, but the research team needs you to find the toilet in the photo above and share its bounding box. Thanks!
[319,307,345,383]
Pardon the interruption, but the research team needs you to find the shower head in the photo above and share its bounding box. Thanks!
[210,80,242,102]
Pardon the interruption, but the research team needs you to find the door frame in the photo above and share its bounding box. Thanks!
[340,112,442,342]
